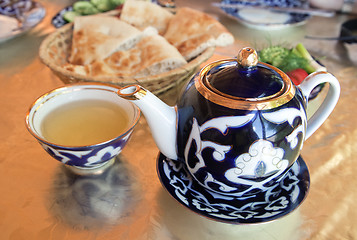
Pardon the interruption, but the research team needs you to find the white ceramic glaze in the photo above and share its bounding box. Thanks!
[118,85,178,160]
[298,71,341,139]
[26,83,140,172]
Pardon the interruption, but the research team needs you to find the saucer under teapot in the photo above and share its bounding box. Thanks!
[157,153,310,224]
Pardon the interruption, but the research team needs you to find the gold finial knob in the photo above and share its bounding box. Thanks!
[237,47,258,68]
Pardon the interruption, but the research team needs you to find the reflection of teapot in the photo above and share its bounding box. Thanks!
[118,47,340,197]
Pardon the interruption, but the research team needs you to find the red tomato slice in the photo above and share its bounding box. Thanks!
[287,68,309,85]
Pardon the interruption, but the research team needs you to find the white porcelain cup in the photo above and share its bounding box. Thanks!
[26,83,140,174]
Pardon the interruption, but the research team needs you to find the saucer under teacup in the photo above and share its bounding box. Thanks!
[157,153,310,224]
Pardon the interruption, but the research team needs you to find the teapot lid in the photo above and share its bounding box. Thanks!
[195,47,296,110]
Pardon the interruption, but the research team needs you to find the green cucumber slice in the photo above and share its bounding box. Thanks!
[73,1,99,15]
[90,0,116,12]
[63,11,81,22]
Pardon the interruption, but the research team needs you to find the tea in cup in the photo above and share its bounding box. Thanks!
[26,83,140,174]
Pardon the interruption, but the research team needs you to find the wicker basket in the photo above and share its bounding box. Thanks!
[39,23,215,94]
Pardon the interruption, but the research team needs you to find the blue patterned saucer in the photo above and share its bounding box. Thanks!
[157,153,310,224]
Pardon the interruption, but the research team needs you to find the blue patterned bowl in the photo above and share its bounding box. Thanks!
[219,0,310,30]
[26,83,140,173]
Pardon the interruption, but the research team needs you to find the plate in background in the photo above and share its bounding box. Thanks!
[219,0,311,30]
[0,1,45,43]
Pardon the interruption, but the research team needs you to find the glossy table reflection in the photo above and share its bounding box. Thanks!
[0,0,356,239]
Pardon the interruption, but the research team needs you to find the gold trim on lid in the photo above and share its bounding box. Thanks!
[195,58,296,111]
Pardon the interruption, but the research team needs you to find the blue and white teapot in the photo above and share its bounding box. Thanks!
[118,47,340,197]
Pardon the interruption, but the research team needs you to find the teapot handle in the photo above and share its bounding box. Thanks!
[298,71,340,139]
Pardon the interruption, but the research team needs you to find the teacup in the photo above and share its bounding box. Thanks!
[26,83,140,174]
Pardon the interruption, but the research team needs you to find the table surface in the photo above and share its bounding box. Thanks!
[1,1,356,239]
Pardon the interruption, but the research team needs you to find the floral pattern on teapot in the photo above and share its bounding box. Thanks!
[182,100,307,196]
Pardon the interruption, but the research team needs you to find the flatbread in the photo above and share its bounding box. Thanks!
[68,15,142,65]
[63,61,117,77]
[130,34,187,77]
[63,6,234,80]
[120,0,173,35]
[164,7,234,60]
[64,32,187,78]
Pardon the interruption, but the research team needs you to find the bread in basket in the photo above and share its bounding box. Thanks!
[40,22,216,94]
[41,21,218,94]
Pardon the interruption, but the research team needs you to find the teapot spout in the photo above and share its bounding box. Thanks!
[118,85,178,160]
